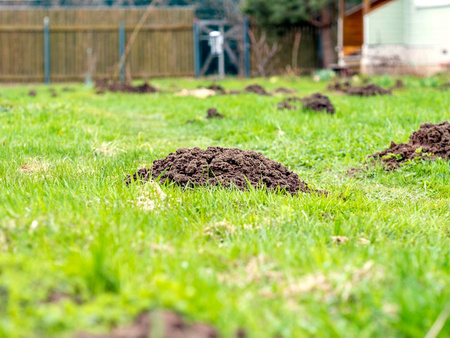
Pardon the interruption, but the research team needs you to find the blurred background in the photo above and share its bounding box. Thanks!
[0,0,449,82]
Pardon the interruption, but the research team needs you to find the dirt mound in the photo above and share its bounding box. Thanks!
[244,84,271,96]
[301,93,335,114]
[77,310,226,338]
[126,147,320,195]
[95,78,158,94]
[206,108,224,119]
[207,84,226,94]
[346,84,391,96]
[28,90,37,97]
[327,81,392,96]
[327,80,351,92]
[286,97,303,102]
[390,79,404,90]
[277,101,297,110]
[273,87,297,94]
[439,82,450,91]
[369,121,450,168]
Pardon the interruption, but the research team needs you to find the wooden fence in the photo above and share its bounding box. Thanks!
[0,8,195,82]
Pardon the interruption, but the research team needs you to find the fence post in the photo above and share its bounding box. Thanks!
[44,17,50,84]
[243,17,250,78]
[193,20,200,78]
[119,22,125,83]
[317,27,323,68]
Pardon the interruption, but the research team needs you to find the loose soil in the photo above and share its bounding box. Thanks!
[28,90,37,97]
[301,93,335,114]
[327,81,392,97]
[439,82,450,91]
[95,78,158,94]
[244,84,271,96]
[206,108,224,119]
[77,310,225,338]
[390,79,404,90]
[369,121,450,168]
[346,84,392,97]
[327,80,351,92]
[273,87,297,94]
[126,147,320,195]
[277,101,297,110]
[207,84,226,94]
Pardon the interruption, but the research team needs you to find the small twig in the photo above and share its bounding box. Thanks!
[292,29,302,71]
[114,0,165,80]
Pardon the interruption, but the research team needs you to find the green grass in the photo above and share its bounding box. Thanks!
[0,77,449,337]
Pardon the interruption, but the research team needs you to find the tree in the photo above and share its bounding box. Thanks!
[243,0,336,68]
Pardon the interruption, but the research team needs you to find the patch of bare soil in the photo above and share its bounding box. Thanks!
[95,78,158,94]
[327,80,351,92]
[126,147,324,195]
[390,79,404,90]
[369,121,450,168]
[28,90,37,97]
[301,93,335,114]
[77,310,226,338]
[327,81,392,96]
[439,82,450,91]
[207,84,226,94]
[43,291,83,305]
[206,108,224,119]
[244,84,271,96]
[277,101,297,110]
[346,84,392,97]
[273,87,297,94]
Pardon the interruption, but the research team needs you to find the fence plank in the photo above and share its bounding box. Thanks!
[0,8,195,82]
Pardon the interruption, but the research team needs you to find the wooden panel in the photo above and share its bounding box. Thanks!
[343,8,363,51]
[0,8,195,82]
[343,0,397,55]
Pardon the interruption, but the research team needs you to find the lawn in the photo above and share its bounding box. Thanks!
[0,77,449,337]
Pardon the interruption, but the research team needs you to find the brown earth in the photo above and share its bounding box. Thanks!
[327,81,392,96]
[28,90,37,97]
[369,121,450,168]
[244,84,271,96]
[206,108,224,119]
[286,97,303,102]
[390,79,404,90]
[327,80,351,92]
[207,84,226,94]
[300,93,335,114]
[77,310,229,338]
[95,78,158,94]
[126,147,321,195]
[277,101,297,110]
[346,84,392,97]
[273,87,297,94]
[439,82,450,91]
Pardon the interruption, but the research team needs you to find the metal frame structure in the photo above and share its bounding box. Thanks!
[193,19,250,78]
